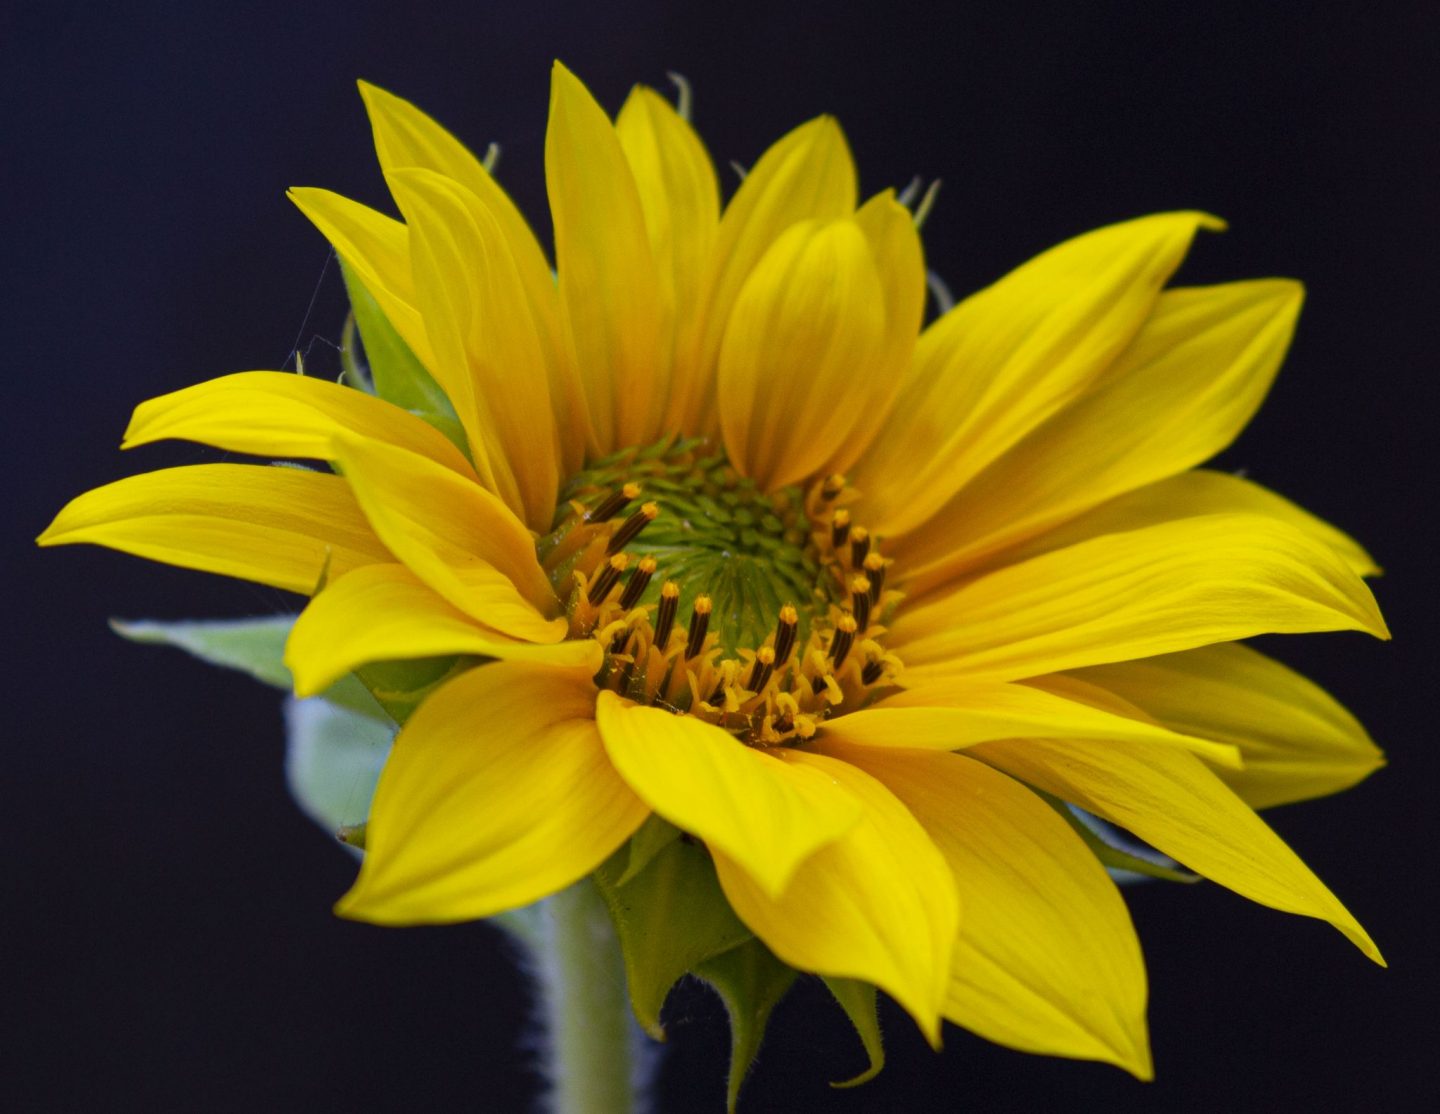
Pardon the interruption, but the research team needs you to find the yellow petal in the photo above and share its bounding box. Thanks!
[672,115,857,435]
[711,749,957,1045]
[825,190,927,475]
[38,464,388,593]
[593,691,863,897]
[829,743,1151,1078]
[923,468,1379,591]
[1069,643,1384,809]
[854,212,1222,537]
[286,563,602,697]
[718,218,887,490]
[893,512,1388,685]
[974,736,1383,963]
[898,280,1307,581]
[337,661,648,924]
[820,679,1240,767]
[546,62,665,453]
[286,187,434,369]
[386,167,561,530]
[329,432,563,641]
[616,84,720,381]
[123,370,477,480]
[359,80,588,474]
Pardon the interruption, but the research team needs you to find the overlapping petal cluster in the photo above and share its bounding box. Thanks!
[40,63,1388,1078]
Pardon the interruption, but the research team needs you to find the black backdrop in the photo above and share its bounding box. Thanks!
[7,1,1438,1110]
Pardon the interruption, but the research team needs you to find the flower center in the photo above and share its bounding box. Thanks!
[537,437,902,745]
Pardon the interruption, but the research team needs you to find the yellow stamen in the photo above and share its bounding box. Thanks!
[685,595,713,661]
[653,580,680,651]
[588,552,629,605]
[607,501,659,554]
[619,555,658,610]
[586,481,642,523]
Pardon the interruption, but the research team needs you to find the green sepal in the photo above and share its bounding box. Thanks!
[694,939,798,1114]
[1038,789,1200,884]
[821,977,886,1088]
[337,311,375,394]
[615,814,684,885]
[594,837,753,1040]
[353,654,476,726]
[110,615,384,720]
[284,693,395,840]
[339,259,469,455]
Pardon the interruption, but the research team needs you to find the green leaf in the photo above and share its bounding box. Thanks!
[284,694,395,838]
[695,939,799,1114]
[339,259,469,455]
[594,838,753,1039]
[821,977,886,1088]
[111,615,386,721]
[1038,789,1200,884]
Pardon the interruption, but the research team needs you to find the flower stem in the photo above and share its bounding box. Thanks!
[533,878,653,1114]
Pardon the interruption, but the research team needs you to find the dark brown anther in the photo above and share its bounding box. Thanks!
[588,553,629,604]
[685,595,713,660]
[820,473,846,502]
[773,713,794,735]
[863,552,886,605]
[586,482,642,524]
[850,574,872,632]
[619,555,658,610]
[810,673,830,695]
[831,508,851,550]
[772,604,799,667]
[609,626,631,656]
[707,682,725,705]
[849,526,870,567]
[607,501,659,554]
[829,614,858,670]
[747,646,776,693]
[653,581,681,651]
[861,658,884,686]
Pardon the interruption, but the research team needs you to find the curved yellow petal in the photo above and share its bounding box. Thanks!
[546,62,665,453]
[329,432,563,641]
[974,736,1383,963]
[712,749,957,1045]
[123,370,477,480]
[387,167,561,530]
[616,84,720,385]
[286,187,433,369]
[830,743,1151,1078]
[671,115,857,435]
[1069,643,1384,809]
[359,80,587,474]
[286,563,602,697]
[337,661,648,924]
[854,212,1223,537]
[718,218,887,490]
[593,691,863,897]
[893,512,1388,685]
[921,468,1379,591]
[897,280,1306,581]
[825,190,927,475]
[37,464,388,593]
[820,679,1240,767]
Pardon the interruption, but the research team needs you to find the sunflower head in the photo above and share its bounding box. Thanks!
[39,61,1389,1106]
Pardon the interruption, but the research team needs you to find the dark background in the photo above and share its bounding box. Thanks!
[6,1,1437,1110]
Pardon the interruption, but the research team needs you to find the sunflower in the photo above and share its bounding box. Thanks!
[40,62,1387,1084]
